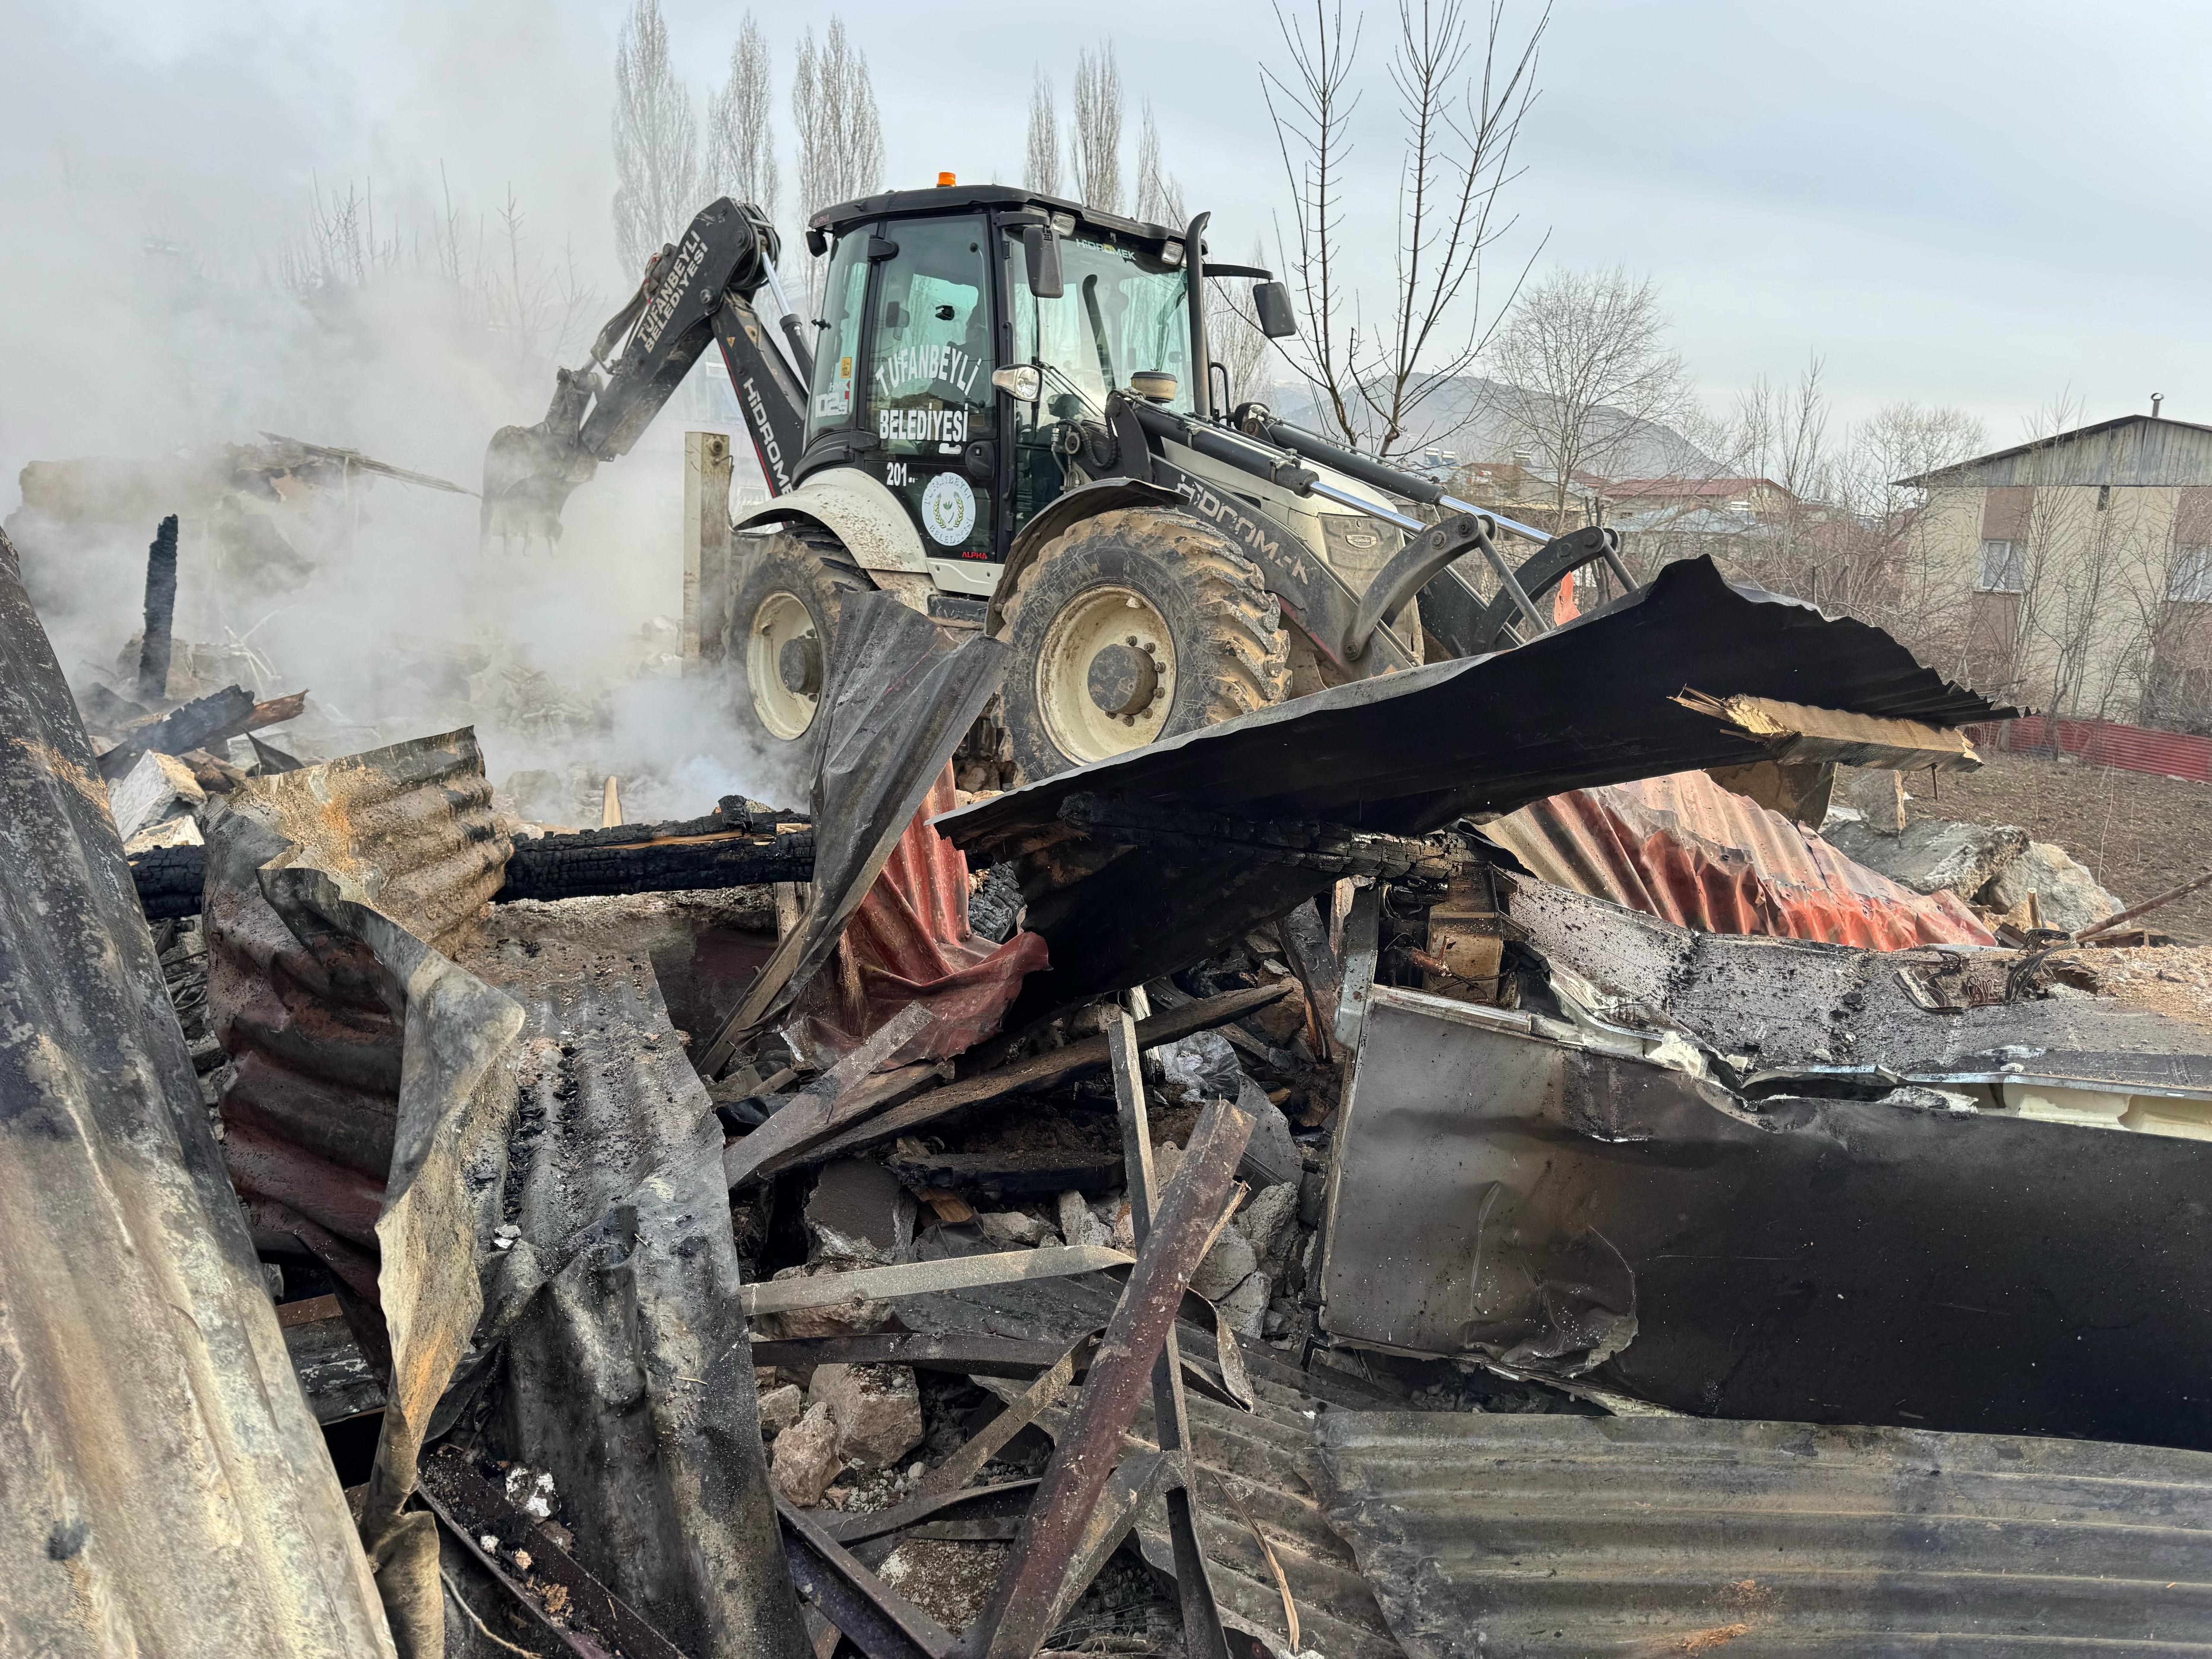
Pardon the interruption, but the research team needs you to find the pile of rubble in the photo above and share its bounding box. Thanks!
[15,526,2212,1659]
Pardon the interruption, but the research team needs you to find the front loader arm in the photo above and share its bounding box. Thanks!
[482,197,809,543]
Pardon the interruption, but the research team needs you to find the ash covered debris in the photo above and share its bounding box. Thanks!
[20,506,2212,1659]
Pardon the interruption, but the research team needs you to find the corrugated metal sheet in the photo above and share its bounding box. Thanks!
[208,730,510,1287]
[1320,982,2212,1450]
[0,527,392,1656]
[795,765,1049,1066]
[1972,712,2212,782]
[204,733,807,1657]
[1904,413,2212,488]
[941,555,2012,1021]
[1317,1411,2212,1657]
[1484,769,1994,949]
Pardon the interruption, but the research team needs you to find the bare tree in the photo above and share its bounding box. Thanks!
[1068,41,1125,213]
[1265,0,1545,456]
[1025,69,1062,195]
[1135,102,1172,223]
[706,15,779,219]
[791,17,884,304]
[1486,264,1688,524]
[613,0,700,280]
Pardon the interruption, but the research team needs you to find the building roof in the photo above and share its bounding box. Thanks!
[1606,476,1790,499]
[1898,413,2212,489]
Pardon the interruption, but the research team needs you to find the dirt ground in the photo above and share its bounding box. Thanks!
[1844,752,2212,945]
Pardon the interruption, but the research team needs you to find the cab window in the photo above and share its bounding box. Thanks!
[804,230,871,440]
[1010,231,1192,419]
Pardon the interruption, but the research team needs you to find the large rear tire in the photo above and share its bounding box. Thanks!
[998,507,1289,781]
[725,527,870,751]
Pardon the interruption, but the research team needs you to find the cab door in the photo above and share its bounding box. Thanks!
[863,216,997,569]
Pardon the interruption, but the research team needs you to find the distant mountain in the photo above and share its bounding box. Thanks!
[1269,374,1717,483]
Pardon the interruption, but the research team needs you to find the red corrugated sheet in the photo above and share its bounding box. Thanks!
[1485,769,1995,950]
[800,765,1049,1065]
[1969,715,2212,782]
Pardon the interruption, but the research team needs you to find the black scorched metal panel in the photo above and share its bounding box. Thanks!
[1319,984,2212,1453]
[938,556,2011,1016]
[1317,1411,2212,1656]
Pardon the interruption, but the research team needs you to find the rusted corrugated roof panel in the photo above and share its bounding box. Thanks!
[1484,769,1994,949]
[795,766,1049,1066]
[204,735,807,1656]
[0,528,392,1656]
[1318,1411,2212,1656]
[940,556,2012,1020]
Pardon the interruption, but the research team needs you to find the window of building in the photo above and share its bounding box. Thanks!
[1977,538,2025,593]
[2171,546,2212,604]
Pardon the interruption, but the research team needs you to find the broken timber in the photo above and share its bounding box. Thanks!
[1673,687,1983,772]
[130,804,818,918]
[762,981,1294,1174]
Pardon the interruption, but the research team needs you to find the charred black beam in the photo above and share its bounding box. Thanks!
[1058,791,1465,880]
[136,514,179,706]
[96,684,257,782]
[495,821,814,902]
[131,813,817,917]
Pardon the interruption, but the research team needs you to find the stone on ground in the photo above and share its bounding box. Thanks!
[771,1402,843,1506]
[1826,817,2028,897]
[1983,840,2123,934]
[809,1362,923,1468]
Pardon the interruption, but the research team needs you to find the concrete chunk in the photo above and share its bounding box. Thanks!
[1191,1229,1258,1304]
[109,748,204,843]
[771,1402,843,1506]
[806,1158,915,1265]
[809,1362,923,1468]
[1826,817,2028,897]
[1984,841,2123,935]
[757,1382,805,1437]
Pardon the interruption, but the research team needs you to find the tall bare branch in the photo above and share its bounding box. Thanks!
[1069,41,1125,213]
[706,15,779,219]
[612,0,699,280]
[1025,68,1062,195]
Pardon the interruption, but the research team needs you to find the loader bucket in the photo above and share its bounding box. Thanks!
[480,366,601,546]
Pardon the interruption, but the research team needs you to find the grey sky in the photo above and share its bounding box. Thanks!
[5,0,2207,489]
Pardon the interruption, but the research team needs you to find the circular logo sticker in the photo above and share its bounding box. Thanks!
[921,471,977,547]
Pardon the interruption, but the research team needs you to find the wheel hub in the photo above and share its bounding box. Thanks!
[1035,585,1177,763]
[778,634,823,695]
[745,590,822,740]
[1085,641,1159,716]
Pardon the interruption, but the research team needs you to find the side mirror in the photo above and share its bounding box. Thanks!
[1022,224,1065,300]
[1253,280,1297,340]
[991,364,1042,403]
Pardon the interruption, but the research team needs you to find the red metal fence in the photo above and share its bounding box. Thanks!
[1968,716,2212,783]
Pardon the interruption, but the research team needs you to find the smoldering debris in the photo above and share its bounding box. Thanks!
[21,512,2212,1659]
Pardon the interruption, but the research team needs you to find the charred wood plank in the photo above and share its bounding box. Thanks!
[96,685,257,782]
[496,821,814,902]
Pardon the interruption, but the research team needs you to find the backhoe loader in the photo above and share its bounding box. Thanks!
[483,188,1631,781]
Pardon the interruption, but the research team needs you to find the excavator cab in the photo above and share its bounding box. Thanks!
[796,190,1210,587]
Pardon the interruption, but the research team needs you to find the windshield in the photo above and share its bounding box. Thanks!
[1010,231,1192,417]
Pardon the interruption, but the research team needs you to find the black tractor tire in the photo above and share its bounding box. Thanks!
[998,507,1290,782]
[725,525,871,753]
